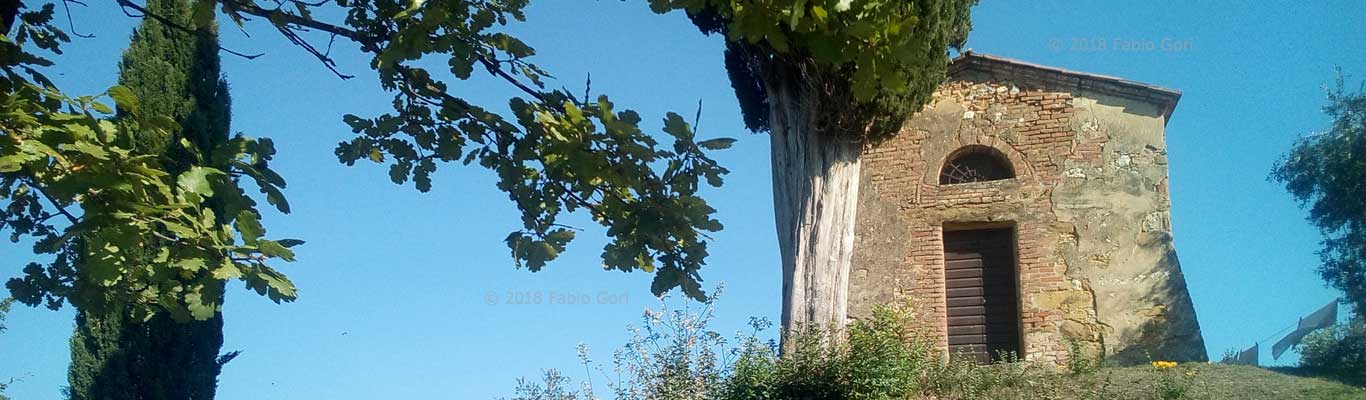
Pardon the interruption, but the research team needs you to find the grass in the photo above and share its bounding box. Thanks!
[983,363,1366,400]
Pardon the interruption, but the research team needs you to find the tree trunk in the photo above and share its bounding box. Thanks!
[765,65,863,335]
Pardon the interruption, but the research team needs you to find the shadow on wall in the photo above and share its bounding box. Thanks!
[1106,235,1209,365]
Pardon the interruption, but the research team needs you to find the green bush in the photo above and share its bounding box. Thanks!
[1299,320,1366,386]
[509,294,1318,399]
[505,292,1064,400]
[719,306,940,399]
[1068,340,1102,376]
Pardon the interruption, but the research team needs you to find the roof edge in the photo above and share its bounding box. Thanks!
[949,51,1182,124]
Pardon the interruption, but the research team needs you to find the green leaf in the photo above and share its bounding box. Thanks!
[177,166,221,199]
[448,53,474,80]
[662,113,692,140]
[107,85,138,115]
[175,258,208,272]
[810,5,828,23]
[697,138,737,150]
[637,253,654,273]
[258,240,297,262]
[163,221,200,238]
[185,287,217,321]
[388,162,410,184]
[146,115,180,134]
[490,33,535,58]
[0,155,29,172]
[212,262,243,280]
[546,229,575,245]
[342,114,372,133]
[235,210,264,245]
[59,141,110,160]
[90,101,112,114]
[259,182,292,214]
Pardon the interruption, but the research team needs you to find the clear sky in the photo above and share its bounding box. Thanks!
[3,1,1365,398]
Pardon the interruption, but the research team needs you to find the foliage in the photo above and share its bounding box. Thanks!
[649,0,977,139]
[1,1,298,321]
[135,0,740,300]
[1149,361,1197,400]
[507,298,1128,400]
[577,288,739,399]
[67,304,229,400]
[0,296,11,333]
[66,1,239,399]
[508,370,583,400]
[1298,320,1366,386]
[0,297,11,400]
[504,298,1366,399]
[7,0,975,317]
[1272,73,1366,316]
[1068,340,1102,376]
[77,0,972,306]
[727,306,945,399]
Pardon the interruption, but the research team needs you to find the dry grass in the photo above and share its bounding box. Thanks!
[974,363,1365,400]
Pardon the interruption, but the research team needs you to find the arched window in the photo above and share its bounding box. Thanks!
[939,146,1014,184]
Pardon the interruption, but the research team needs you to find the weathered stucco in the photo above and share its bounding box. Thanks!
[849,53,1206,365]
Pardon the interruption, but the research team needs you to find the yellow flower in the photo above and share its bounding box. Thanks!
[1151,361,1178,369]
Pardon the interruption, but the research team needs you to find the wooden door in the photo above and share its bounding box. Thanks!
[943,228,1021,364]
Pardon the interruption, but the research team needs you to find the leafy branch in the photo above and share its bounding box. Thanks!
[1,5,300,320]
[190,0,735,299]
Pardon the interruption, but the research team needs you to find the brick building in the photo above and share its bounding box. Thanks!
[848,52,1206,364]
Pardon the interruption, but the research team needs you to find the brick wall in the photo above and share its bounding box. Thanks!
[850,63,1206,364]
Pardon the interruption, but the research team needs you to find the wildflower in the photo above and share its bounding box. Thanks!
[1151,360,1178,369]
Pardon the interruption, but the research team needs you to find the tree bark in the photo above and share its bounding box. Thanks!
[765,65,863,335]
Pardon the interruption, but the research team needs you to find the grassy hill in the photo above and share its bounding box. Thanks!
[986,363,1366,400]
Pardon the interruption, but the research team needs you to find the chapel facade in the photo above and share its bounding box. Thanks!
[848,52,1207,364]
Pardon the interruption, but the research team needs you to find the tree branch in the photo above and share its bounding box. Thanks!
[476,55,546,103]
[114,0,264,60]
[26,179,80,225]
[215,0,547,100]
[220,0,373,47]
[61,0,95,38]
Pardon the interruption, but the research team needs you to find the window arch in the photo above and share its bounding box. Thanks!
[939,145,1015,184]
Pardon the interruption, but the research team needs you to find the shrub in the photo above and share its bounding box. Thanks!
[1068,340,1102,375]
[722,306,941,399]
[508,370,582,400]
[1299,320,1366,386]
[506,294,1245,400]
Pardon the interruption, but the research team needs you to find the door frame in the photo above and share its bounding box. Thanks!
[941,222,1025,363]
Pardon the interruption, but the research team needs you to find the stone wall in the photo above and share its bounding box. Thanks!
[849,61,1207,365]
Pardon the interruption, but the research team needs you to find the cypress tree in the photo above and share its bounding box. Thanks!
[67,0,232,398]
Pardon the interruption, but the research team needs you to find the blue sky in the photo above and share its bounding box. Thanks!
[3,1,1365,398]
